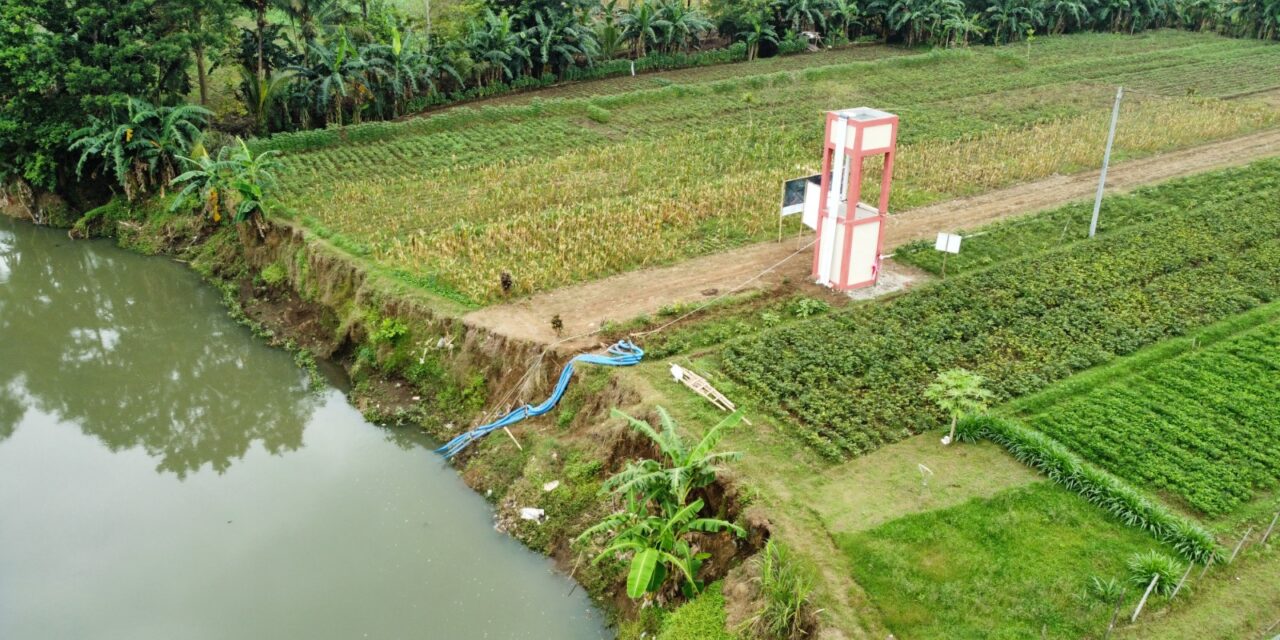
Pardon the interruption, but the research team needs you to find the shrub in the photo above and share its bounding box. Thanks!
[259,263,286,286]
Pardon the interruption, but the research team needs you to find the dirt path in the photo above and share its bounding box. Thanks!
[465,128,1280,346]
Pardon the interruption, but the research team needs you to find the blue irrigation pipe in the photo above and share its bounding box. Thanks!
[435,340,645,458]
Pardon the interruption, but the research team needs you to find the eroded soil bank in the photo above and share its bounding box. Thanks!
[7,205,769,630]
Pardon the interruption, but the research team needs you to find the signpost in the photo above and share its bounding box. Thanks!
[934,232,962,278]
[778,174,821,241]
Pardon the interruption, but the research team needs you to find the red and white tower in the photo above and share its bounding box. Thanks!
[812,108,898,290]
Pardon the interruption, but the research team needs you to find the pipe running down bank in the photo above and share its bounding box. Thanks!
[435,341,645,458]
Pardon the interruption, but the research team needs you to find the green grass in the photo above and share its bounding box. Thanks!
[264,31,1280,304]
[657,581,736,640]
[839,482,1180,640]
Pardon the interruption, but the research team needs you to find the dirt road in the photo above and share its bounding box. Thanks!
[465,128,1280,346]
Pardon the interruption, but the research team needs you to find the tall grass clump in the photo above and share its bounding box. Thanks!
[745,540,818,639]
[1127,550,1185,597]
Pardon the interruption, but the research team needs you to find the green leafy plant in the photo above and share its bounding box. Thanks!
[171,138,283,229]
[787,298,829,318]
[577,407,746,601]
[372,317,409,344]
[925,368,992,444]
[1085,575,1125,603]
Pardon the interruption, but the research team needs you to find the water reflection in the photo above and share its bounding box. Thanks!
[0,219,318,477]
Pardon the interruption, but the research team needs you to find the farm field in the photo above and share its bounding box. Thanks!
[266,30,1280,304]
[719,159,1280,459]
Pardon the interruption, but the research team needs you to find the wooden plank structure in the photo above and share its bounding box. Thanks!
[670,364,752,425]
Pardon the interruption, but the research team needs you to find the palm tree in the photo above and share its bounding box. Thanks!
[925,368,993,445]
[240,0,273,82]
[620,1,670,58]
[240,68,294,133]
[277,0,348,53]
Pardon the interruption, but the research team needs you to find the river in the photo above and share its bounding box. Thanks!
[0,217,610,639]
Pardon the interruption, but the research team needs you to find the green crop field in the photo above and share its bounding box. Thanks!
[1005,308,1280,518]
[264,31,1280,304]
[720,159,1280,459]
[840,482,1179,639]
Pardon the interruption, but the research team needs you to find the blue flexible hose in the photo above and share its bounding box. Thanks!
[434,340,644,458]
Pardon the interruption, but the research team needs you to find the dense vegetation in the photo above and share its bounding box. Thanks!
[269,32,1278,302]
[841,482,1184,639]
[721,159,1280,459]
[1012,308,1280,517]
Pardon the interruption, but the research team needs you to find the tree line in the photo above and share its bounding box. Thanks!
[1,0,1277,203]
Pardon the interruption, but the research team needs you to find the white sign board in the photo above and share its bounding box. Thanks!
[780,174,823,230]
[934,232,962,254]
[802,180,821,230]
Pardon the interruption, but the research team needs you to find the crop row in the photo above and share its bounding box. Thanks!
[719,159,1280,459]
[1018,316,1280,517]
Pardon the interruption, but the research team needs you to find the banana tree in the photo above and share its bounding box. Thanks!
[70,98,210,200]
[577,407,746,601]
[580,495,744,599]
[620,1,671,58]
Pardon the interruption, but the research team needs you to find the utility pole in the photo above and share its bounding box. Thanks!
[1089,87,1123,238]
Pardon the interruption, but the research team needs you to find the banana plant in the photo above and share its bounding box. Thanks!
[576,407,745,601]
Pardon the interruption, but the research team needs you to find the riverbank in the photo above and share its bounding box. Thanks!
[1,203,770,635]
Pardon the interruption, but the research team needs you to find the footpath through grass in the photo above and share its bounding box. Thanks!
[268,31,1280,304]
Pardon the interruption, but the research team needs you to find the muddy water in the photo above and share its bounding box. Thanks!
[0,218,609,639]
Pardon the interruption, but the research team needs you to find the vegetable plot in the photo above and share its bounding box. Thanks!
[1019,314,1280,517]
[721,159,1280,459]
